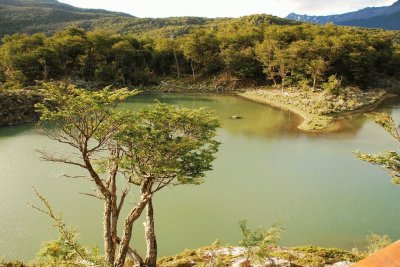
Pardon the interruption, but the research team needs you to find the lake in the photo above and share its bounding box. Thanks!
[1,93,400,261]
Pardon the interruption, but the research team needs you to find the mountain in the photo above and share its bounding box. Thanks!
[286,0,400,30]
[0,0,298,38]
[0,0,135,36]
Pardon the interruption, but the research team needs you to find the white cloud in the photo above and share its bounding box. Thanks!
[58,0,397,18]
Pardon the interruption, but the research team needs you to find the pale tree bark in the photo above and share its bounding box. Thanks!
[144,199,157,267]
[191,60,195,79]
[116,236,144,266]
[114,179,153,267]
[104,199,114,264]
[173,50,180,78]
[312,76,317,92]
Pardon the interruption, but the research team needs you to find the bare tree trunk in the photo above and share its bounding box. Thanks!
[144,199,157,267]
[116,236,145,266]
[312,76,317,92]
[270,73,277,87]
[173,51,180,78]
[114,194,151,267]
[104,199,114,265]
[269,67,277,87]
[108,158,119,265]
[191,61,195,80]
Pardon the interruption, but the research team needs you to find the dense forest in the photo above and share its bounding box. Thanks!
[0,15,399,91]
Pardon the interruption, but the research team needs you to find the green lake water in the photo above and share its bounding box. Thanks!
[1,94,400,261]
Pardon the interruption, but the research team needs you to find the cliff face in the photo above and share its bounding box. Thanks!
[0,90,42,127]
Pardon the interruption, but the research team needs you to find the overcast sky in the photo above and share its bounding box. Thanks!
[58,0,397,18]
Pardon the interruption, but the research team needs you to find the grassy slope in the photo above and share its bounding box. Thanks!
[0,0,298,38]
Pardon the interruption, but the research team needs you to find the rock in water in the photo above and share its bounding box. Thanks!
[231,115,243,119]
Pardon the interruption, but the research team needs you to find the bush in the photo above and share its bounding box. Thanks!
[366,233,392,255]
[322,75,342,95]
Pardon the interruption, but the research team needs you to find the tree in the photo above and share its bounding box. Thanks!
[354,113,400,185]
[255,39,280,86]
[154,38,182,78]
[46,27,88,76]
[116,103,220,266]
[238,220,282,266]
[307,57,328,91]
[0,33,60,85]
[220,46,262,80]
[181,30,221,79]
[36,82,220,267]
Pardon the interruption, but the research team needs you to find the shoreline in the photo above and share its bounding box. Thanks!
[238,89,398,132]
[0,86,397,131]
[238,91,325,132]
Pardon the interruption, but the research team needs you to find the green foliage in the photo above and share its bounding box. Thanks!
[238,220,282,263]
[322,75,342,95]
[354,113,400,184]
[366,233,392,254]
[31,189,88,266]
[31,189,110,267]
[0,13,399,90]
[116,102,220,186]
[35,82,220,266]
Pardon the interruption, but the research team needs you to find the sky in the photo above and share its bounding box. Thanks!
[58,0,397,18]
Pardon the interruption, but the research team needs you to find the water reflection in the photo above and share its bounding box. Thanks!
[125,94,302,139]
[126,93,400,140]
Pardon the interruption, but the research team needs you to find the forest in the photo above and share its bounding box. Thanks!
[1,15,399,92]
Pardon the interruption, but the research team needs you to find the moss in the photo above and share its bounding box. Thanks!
[158,246,240,267]
[304,116,334,130]
[270,251,298,262]
[158,248,206,267]
[269,246,364,267]
[293,246,363,265]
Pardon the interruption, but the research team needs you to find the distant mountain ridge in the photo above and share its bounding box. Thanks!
[0,0,134,36]
[0,0,133,17]
[0,0,298,38]
[286,0,400,29]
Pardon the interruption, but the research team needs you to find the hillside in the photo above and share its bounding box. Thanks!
[0,0,133,36]
[286,0,400,29]
[0,0,298,38]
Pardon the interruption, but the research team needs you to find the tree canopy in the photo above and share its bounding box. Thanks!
[1,20,399,91]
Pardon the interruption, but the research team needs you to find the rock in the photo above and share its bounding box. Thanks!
[326,261,353,267]
[232,257,295,267]
[263,258,294,267]
[231,115,243,120]
[232,258,249,267]
[0,90,42,127]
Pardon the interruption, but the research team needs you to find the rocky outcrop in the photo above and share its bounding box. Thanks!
[0,90,42,127]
